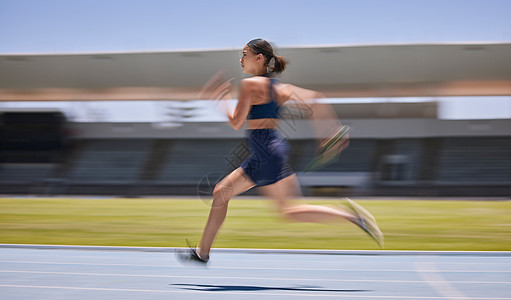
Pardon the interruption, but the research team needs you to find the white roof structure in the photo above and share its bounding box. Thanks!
[1,42,510,101]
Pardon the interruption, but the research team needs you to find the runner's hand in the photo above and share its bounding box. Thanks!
[198,70,235,100]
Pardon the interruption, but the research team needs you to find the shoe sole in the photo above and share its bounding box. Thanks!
[362,217,384,249]
[344,198,384,249]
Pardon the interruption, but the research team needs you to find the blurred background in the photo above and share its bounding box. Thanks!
[0,0,510,199]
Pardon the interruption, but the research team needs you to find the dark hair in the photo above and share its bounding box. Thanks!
[246,38,287,75]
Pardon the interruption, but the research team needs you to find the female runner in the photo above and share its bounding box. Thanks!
[178,38,383,264]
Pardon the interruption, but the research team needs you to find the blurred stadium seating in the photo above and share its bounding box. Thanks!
[1,133,510,197]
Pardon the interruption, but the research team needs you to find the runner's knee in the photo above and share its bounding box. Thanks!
[212,184,233,206]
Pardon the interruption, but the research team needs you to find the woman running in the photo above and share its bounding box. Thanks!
[178,38,383,264]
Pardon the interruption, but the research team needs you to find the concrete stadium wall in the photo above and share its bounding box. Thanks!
[68,119,511,139]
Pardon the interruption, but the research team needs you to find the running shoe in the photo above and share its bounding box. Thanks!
[344,198,377,224]
[344,198,384,249]
[175,239,209,265]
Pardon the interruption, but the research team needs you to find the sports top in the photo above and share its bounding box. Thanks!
[246,78,280,120]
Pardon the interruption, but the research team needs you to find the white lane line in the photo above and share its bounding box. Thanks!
[2,254,510,265]
[415,262,470,300]
[1,284,510,299]
[3,256,506,265]
[0,261,509,273]
[0,270,509,284]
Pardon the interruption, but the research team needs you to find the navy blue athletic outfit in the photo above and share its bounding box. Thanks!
[240,77,294,186]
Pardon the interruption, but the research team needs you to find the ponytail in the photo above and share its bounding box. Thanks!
[270,54,287,74]
[247,38,288,76]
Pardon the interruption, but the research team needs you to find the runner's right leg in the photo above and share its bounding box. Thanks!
[197,167,255,259]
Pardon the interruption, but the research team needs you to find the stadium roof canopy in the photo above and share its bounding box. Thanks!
[1,42,510,101]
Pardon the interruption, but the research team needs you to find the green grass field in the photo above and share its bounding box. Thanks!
[1,197,510,251]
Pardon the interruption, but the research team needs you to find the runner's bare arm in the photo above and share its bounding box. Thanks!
[227,79,253,130]
[281,84,349,152]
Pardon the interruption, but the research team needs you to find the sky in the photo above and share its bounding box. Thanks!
[1,0,511,54]
[1,0,510,120]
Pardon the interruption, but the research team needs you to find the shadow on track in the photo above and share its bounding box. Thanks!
[171,283,370,293]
